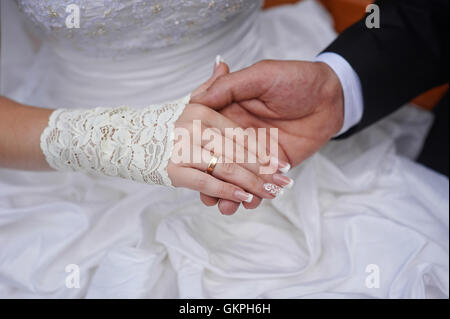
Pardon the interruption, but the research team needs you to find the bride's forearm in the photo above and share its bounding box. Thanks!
[0,95,186,187]
[0,96,53,170]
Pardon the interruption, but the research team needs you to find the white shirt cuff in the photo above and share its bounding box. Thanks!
[314,52,364,136]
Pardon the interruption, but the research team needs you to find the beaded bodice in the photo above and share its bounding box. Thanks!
[16,0,262,58]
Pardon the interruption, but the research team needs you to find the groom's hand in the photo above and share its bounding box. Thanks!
[192,60,345,167]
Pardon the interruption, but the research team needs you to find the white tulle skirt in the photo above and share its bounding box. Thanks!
[0,0,448,298]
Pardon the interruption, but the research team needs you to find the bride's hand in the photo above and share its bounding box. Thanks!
[167,60,293,215]
[167,103,288,205]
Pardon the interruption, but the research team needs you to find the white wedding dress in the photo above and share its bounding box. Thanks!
[0,0,448,299]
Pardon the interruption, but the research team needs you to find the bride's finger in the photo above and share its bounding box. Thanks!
[171,166,254,203]
[193,105,283,172]
[200,141,269,207]
[200,128,293,190]
[191,57,230,97]
[188,148,280,199]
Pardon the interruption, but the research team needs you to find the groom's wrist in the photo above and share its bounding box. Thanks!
[314,52,364,137]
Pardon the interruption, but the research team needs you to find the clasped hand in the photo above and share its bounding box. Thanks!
[169,60,292,215]
[181,58,345,215]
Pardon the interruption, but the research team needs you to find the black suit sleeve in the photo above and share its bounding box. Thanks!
[324,0,449,137]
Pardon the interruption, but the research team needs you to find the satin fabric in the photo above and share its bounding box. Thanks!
[0,0,448,298]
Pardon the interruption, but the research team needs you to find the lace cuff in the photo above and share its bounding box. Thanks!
[40,95,190,187]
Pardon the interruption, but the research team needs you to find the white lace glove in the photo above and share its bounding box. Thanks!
[40,95,190,187]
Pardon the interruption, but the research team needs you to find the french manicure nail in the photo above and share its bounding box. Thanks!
[235,190,253,203]
[215,55,222,67]
[273,174,294,189]
[269,157,291,174]
[264,183,284,197]
[278,160,291,174]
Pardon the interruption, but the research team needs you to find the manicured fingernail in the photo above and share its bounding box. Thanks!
[215,55,225,67]
[234,190,253,203]
[269,157,291,173]
[213,55,221,73]
[264,183,284,197]
[273,174,294,189]
[278,160,291,174]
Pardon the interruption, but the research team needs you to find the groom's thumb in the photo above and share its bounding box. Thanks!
[192,64,266,111]
[192,56,230,98]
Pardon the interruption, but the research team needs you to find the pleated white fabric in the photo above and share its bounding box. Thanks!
[0,0,448,298]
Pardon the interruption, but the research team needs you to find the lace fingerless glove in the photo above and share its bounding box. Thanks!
[40,95,190,187]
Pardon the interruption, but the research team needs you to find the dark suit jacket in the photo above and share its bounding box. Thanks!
[325,0,449,136]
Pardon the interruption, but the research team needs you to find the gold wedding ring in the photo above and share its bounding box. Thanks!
[206,156,219,175]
